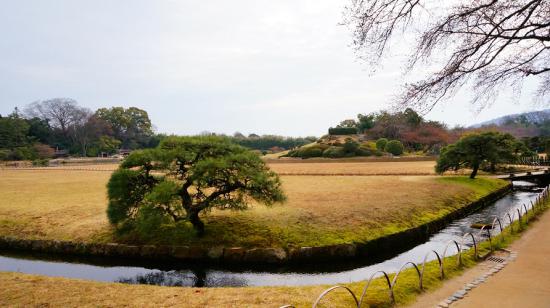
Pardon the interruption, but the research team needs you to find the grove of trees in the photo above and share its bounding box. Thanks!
[329,108,454,154]
[0,98,160,161]
[229,133,316,152]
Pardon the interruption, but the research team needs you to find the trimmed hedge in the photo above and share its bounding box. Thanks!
[286,144,328,158]
[322,146,346,158]
[328,127,357,135]
[376,138,388,151]
[385,140,404,156]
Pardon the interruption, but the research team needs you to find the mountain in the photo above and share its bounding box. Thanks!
[471,109,550,128]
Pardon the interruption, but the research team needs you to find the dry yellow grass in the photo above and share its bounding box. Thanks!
[0,168,506,247]
[0,169,112,242]
[268,161,438,175]
[0,277,314,308]
[0,271,327,307]
[0,163,119,171]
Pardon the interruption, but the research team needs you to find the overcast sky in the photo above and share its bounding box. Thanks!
[0,1,545,136]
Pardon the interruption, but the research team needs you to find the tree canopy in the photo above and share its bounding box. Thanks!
[107,136,286,236]
[345,0,549,112]
[0,100,164,160]
[435,131,529,178]
[95,107,153,149]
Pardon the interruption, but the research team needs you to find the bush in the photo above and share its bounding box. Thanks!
[87,146,100,157]
[10,147,37,160]
[300,147,323,158]
[328,127,357,135]
[376,138,388,151]
[286,145,326,158]
[363,141,377,150]
[343,138,360,154]
[356,146,373,157]
[0,149,9,161]
[322,146,346,158]
[32,159,49,166]
[33,143,55,159]
[385,140,404,156]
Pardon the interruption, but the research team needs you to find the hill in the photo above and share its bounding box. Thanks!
[471,109,550,128]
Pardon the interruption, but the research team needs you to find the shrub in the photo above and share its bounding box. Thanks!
[328,127,357,135]
[322,146,346,158]
[10,147,37,160]
[32,159,49,166]
[376,138,388,151]
[285,149,299,157]
[356,146,373,157]
[343,138,360,154]
[363,141,377,150]
[284,145,325,158]
[0,149,9,161]
[33,143,55,159]
[385,140,404,156]
[300,147,323,158]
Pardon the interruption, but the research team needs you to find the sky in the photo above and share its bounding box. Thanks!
[0,1,546,137]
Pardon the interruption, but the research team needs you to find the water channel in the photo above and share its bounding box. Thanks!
[0,180,542,287]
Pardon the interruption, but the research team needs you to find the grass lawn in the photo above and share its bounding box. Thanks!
[267,160,439,175]
[0,165,507,248]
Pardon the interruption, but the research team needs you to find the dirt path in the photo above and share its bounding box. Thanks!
[409,210,550,308]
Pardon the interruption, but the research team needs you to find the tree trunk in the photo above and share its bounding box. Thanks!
[189,210,205,236]
[470,164,479,179]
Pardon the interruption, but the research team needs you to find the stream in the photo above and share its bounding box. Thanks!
[0,180,542,287]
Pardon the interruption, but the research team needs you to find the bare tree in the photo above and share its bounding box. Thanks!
[24,98,83,135]
[344,0,550,112]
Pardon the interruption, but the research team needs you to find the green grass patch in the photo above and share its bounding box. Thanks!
[115,176,508,249]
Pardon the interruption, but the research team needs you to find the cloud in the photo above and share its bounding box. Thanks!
[0,0,540,135]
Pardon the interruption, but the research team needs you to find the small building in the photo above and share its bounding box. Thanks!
[118,149,132,157]
[53,149,69,158]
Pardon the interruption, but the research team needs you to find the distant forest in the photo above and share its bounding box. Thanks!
[0,98,315,161]
[4,99,550,162]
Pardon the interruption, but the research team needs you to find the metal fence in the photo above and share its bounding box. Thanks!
[281,185,549,308]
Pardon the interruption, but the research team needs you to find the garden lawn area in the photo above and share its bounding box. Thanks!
[268,160,439,175]
[0,166,507,248]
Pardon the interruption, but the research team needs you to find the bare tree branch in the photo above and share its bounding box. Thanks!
[344,0,550,112]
